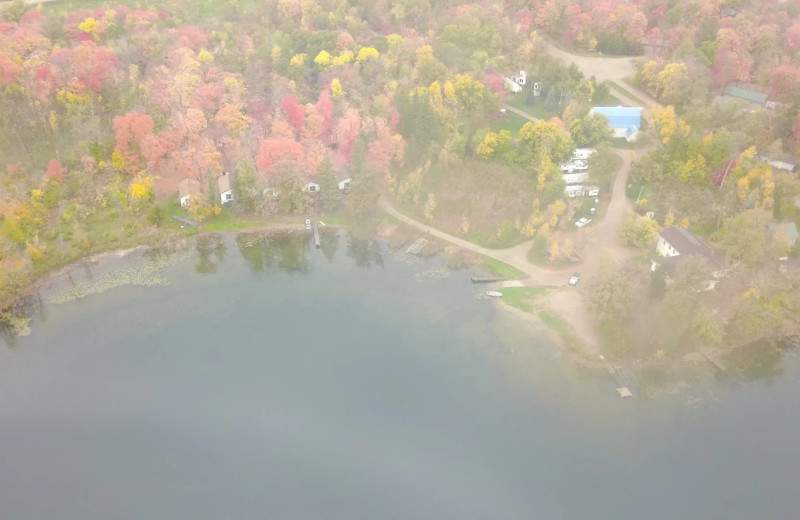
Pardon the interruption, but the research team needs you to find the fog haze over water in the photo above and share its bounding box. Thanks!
[1,233,798,519]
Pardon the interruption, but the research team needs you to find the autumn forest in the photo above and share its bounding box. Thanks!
[1,0,799,364]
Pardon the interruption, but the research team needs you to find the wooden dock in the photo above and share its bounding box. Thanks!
[405,237,428,255]
[600,355,633,398]
[471,276,506,283]
[172,216,198,228]
[701,349,728,372]
[313,222,321,249]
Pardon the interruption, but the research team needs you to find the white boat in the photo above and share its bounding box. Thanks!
[486,291,503,297]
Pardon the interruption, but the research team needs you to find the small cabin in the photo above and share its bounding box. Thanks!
[218,171,233,205]
[178,177,203,209]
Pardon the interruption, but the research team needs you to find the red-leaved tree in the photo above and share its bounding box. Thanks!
[45,159,67,182]
[282,94,305,135]
[113,112,154,171]
[257,137,304,171]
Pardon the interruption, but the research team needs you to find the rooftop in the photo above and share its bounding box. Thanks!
[771,222,799,242]
[218,171,231,194]
[761,153,799,168]
[660,226,725,266]
[179,177,202,199]
[590,106,643,130]
[724,86,768,105]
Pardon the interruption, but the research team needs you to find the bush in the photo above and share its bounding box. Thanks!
[147,205,166,227]
[620,214,659,248]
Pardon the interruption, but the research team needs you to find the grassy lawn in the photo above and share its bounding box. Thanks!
[491,111,529,134]
[506,94,559,120]
[415,159,537,247]
[500,286,548,312]
[201,210,265,231]
[594,93,622,107]
[607,81,652,108]
[626,182,657,203]
[483,257,527,279]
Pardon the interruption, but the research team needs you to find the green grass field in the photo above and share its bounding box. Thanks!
[483,257,527,279]
[607,81,652,108]
[500,286,548,312]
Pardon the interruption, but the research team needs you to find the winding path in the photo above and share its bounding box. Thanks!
[380,147,637,353]
[380,149,635,283]
[502,104,539,122]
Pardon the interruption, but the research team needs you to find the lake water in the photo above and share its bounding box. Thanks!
[1,232,798,520]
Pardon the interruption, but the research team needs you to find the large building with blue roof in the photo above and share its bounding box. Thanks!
[589,106,643,142]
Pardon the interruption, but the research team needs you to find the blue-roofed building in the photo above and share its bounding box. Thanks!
[589,106,644,142]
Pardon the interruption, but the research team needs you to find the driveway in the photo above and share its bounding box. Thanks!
[538,39,661,111]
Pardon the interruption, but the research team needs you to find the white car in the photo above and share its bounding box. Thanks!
[575,217,592,228]
[305,219,312,230]
[569,273,580,286]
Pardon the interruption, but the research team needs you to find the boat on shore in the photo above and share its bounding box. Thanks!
[486,290,503,298]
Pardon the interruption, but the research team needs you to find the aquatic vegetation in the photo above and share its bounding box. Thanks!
[43,248,191,304]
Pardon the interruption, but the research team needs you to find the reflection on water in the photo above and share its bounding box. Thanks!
[236,231,312,275]
[195,234,226,274]
[1,232,800,519]
[346,237,384,269]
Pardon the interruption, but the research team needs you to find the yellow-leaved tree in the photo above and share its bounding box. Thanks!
[356,47,379,63]
[331,78,345,98]
[314,50,331,68]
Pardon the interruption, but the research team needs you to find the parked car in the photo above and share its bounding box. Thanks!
[590,207,596,215]
[569,273,580,286]
[575,217,592,228]
[305,219,312,230]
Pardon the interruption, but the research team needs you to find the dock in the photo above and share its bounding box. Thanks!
[313,222,321,249]
[405,237,428,255]
[471,276,506,283]
[173,216,198,228]
[701,349,728,372]
[600,355,633,398]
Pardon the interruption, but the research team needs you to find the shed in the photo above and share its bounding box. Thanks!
[178,177,202,209]
[771,222,799,249]
[589,107,643,142]
[218,171,233,205]
[760,153,798,173]
[724,86,768,106]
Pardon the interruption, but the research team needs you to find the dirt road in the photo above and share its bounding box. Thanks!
[538,39,661,110]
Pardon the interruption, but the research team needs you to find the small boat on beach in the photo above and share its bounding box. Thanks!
[486,290,503,298]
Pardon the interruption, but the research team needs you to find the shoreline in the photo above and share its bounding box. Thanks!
[2,222,778,394]
[4,222,346,311]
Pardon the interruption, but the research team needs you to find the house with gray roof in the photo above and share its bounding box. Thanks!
[652,226,728,288]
